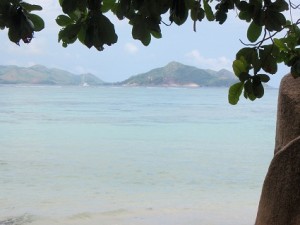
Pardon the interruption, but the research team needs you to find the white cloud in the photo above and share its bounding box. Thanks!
[124,43,138,54]
[26,61,37,67]
[185,50,232,71]
[74,66,88,74]
[4,60,37,67]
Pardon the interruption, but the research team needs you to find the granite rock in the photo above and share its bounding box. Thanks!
[255,74,300,225]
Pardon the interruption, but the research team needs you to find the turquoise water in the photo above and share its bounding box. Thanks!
[0,86,278,225]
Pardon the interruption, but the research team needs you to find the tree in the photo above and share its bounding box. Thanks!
[0,0,299,104]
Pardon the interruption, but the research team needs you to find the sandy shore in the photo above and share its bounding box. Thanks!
[0,207,256,225]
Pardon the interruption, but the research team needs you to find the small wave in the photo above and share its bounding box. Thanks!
[68,212,91,220]
[100,209,129,216]
[0,214,33,225]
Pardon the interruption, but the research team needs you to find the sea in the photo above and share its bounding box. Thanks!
[0,86,278,225]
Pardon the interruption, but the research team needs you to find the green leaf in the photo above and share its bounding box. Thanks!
[265,11,286,32]
[76,0,87,11]
[56,15,73,26]
[203,0,214,21]
[8,26,21,45]
[244,80,256,101]
[239,72,250,82]
[236,1,249,11]
[150,30,162,39]
[197,8,205,21]
[102,0,116,13]
[96,14,118,47]
[185,0,195,8]
[273,38,289,51]
[58,23,80,44]
[170,0,188,25]
[260,55,278,74]
[80,13,118,51]
[132,16,151,46]
[228,82,244,105]
[253,81,264,98]
[68,10,82,21]
[132,23,151,45]
[232,59,247,76]
[247,21,262,43]
[269,0,289,12]
[286,56,298,67]
[262,58,277,74]
[77,25,86,44]
[291,59,300,78]
[61,0,77,14]
[236,48,259,69]
[258,74,270,83]
[259,46,278,74]
[20,2,42,12]
[147,18,162,39]
[239,11,251,22]
[82,23,94,48]
[284,26,300,49]
[191,6,198,21]
[253,10,265,26]
[27,14,44,31]
[215,10,227,24]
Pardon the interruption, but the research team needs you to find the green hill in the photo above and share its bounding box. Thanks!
[0,65,104,85]
[120,61,237,87]
[0,62,237,87]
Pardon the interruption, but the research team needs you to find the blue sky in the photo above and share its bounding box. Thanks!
[0,0,292,87]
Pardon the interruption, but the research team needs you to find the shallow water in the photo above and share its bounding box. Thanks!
[0,86,278,224]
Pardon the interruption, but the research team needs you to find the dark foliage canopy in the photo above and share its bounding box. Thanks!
[0,0,299,104]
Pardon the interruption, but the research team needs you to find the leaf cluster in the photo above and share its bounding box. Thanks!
[55,0,220,47]
[56,0,117,50]
[228,0,300,104]
[0,0,44,45]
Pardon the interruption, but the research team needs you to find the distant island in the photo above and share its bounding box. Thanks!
[0,64,104,86]
[119,61,237,87]
[0,62,237,87]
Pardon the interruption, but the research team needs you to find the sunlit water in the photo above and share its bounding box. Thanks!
[0,86,278,225]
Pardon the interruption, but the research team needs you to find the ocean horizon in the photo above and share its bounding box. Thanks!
[0,86,278,225]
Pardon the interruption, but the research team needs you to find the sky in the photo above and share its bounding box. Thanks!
[0,0,294,87]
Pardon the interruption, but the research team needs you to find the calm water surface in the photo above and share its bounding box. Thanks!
[0,86,278,225]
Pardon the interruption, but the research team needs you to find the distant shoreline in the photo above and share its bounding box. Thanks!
[0,83,278,89]
[0,62,238,87]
